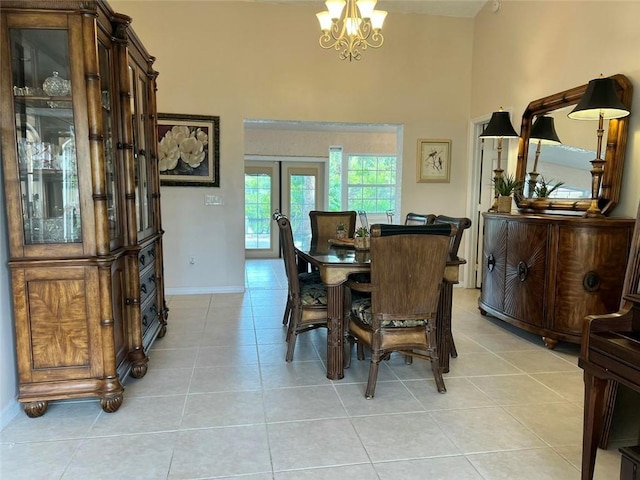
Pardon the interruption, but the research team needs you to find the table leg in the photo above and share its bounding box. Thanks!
[437,281,454,373]
[326,284,345,380]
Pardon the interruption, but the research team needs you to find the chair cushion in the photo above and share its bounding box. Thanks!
[300,282,328,306]
[350,297,427,328]
[299,271,321,283]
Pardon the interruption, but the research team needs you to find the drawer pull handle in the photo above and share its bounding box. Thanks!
[583,271,601,292]
[517,261,528,282]
[140,254,146,266]
[140,284,147,294]
[487,254,495,272]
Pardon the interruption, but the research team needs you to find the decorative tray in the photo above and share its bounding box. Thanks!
[328,237,355,247]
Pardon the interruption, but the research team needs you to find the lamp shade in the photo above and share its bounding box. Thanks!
[479,110,519,138]
[568,77,630,120]
[530,116,561,145]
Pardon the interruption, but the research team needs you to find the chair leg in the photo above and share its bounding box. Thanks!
[285,333,297,362]
[356,341,365,361]
[581,372,608,480]
[365,353,382,399]
[285,305,300,362]
[430,356,447,393]
[282,298,291,326]
[404,354,413,365]
[344,336,353,369]
[449,334,458,358]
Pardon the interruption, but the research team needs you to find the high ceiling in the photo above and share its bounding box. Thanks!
[253,0,490,18]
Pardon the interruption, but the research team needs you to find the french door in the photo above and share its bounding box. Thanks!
[245,159,325,258]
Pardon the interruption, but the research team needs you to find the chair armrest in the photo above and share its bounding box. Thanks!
[580,306,634,358]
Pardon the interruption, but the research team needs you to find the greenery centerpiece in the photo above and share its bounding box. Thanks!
[354,226,370,250]
[492,173,523,213]
[533,176,565,198]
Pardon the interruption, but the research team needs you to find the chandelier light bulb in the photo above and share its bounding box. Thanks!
[316,0,386,61]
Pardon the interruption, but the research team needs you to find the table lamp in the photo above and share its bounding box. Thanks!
[568,76,630,217]
[528,115,561,198]
[479,108,519,211]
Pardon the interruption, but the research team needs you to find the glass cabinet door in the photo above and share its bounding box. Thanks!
[10,28,81,244]
[129,64,153,237]
[98,40,121,245]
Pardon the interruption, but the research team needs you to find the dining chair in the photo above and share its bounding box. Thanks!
[357,210,369,231]
[404,212,436,225]
[433,215,472,358]
[434,215,472,261]
[309,210,357,242]
[274,212,328,361]
[345,223,456,398]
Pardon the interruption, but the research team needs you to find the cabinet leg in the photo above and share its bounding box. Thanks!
[23,401,48,418]
[157,303,169,338]
[542,336,558,349]
[100,393,123,413]
[130,362,148,379]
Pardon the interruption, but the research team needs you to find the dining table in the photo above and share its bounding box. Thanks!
[295,237,466,380]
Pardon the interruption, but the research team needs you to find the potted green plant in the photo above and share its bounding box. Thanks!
[492,173,523,213]
[533,176,565,198]
[354,226,370,250]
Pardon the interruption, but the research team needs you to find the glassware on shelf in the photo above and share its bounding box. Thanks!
[42,71,71,96]
[43,71,72,108]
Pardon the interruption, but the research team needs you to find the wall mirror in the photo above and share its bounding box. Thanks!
[515,74,632,215]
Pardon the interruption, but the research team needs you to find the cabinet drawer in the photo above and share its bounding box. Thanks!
[141,296,159,334]
[139,269,157,305]
[138,243,156,272]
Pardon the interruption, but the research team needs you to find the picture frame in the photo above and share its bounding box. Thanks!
[417,138,451,183]
[157,113,220,187]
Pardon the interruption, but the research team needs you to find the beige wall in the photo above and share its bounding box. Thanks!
[245,128,398,157]
[471,0,640,218]
[109,1,475,293]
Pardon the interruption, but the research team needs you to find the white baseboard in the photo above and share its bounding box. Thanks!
[165,286,246,296]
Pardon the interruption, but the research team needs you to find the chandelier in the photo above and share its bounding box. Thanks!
[316,0,387,61]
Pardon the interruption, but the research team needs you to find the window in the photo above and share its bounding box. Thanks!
[244,168,272,249]
[328,147,343,211]
[346,154,397,213]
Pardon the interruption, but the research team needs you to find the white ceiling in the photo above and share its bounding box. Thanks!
[252,0,489,18]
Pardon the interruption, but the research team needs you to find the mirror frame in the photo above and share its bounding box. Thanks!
[515,74,633,215]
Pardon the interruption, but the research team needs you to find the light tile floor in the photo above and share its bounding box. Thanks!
[0,259,629,479]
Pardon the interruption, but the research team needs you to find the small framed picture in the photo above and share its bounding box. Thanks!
[417,138,451,183]
[157,113,220,187]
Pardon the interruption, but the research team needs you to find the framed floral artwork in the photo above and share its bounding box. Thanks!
[417,138,451,183]
[157,113,220,187]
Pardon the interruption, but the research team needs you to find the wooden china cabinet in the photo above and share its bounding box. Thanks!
[0,0,168,417]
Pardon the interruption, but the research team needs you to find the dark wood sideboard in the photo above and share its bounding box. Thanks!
[479,213,634,348]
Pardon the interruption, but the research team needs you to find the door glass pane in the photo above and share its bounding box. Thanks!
[137,74,150,232]
[11,28,81,244]
[289,173,316,244]
[129,66,141,231]
[245,172,272,249]
[98,41,119,242]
